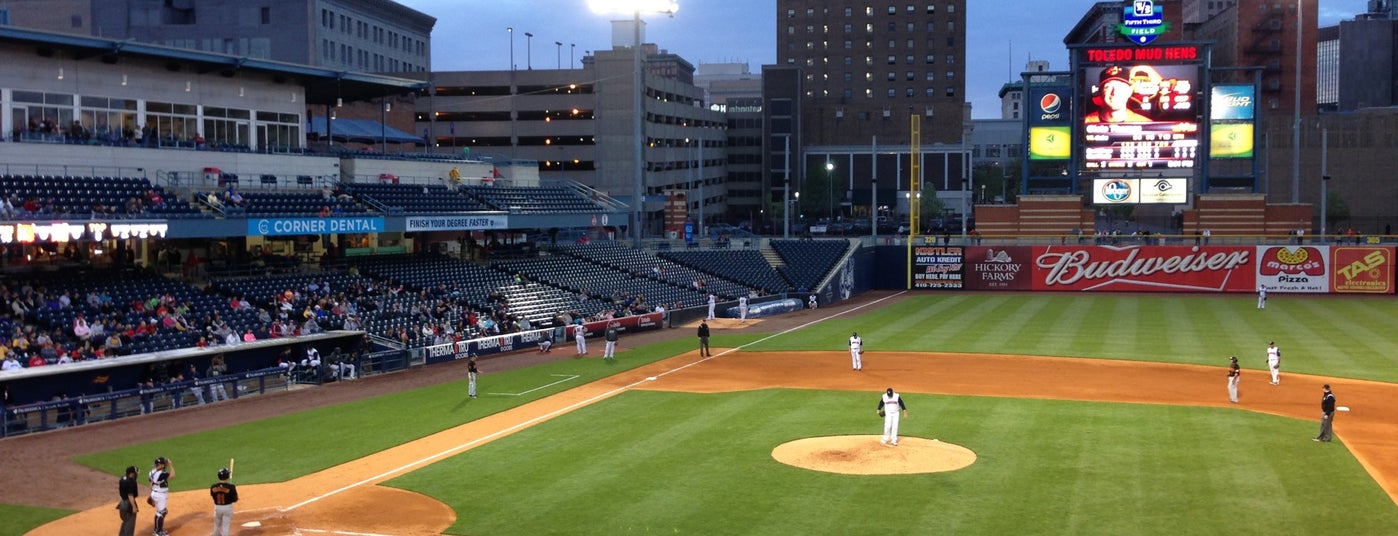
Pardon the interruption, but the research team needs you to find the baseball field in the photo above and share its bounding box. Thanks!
[7,291,1398,535]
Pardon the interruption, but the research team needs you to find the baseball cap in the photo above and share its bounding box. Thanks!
[218,468,231,480]
[154,456,167,465]
[1100,66,1130,87]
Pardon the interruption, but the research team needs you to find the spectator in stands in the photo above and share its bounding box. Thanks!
[104,331,124,355]
[27,353,46,367]
[71,313,91,340]
[1,353,20,371]
[242,329,256,343]
[193,133,206,150]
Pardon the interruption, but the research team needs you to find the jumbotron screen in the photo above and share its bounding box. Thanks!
[1081,63,1200,170]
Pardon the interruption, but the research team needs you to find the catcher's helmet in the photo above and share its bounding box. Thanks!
[217,468,231,480]
[154,457,168,466]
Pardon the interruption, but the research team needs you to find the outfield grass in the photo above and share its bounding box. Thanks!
[386,390,1398,535]
[746,294,1398,383]
[9,294,1395,536]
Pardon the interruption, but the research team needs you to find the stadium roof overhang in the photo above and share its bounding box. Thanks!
[0,26,428,104]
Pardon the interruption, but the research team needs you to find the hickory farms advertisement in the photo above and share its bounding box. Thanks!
[1029,245,1257,292]
[1330,247,1396,294]
[965,246,1033,290]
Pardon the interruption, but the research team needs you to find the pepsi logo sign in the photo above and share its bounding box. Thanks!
[1038,93,1063,121]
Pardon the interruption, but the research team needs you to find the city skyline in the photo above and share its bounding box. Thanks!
[404,0,1369,119]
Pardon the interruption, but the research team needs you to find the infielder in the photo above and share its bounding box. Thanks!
[603,325,619,360]
[1226,356,1241,403]
[1266,341,1281,385]
[466,357,479,398]
[1257,284,1267,309]
[209,467,239,536]
[707,293,717,320]
[849,332,863,371]
[148,457,174,536]
[738,296,749,322]
[574,324,588,355]
[878,388,908,446]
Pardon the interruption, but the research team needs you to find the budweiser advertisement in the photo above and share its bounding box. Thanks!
[966,246,1033,290]
[1328,246,1395,294]
[1255,246,1330,293]
[1031,245,1256,292]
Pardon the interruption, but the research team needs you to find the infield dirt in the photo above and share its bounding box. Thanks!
[11,291,1398,535]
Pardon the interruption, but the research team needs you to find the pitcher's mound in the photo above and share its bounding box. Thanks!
[771,435,976,475]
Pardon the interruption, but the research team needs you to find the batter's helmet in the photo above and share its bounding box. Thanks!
[154,457,168,466]
[218,468,231,480]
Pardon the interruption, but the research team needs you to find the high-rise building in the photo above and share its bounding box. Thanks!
[775,1,966,146]
[1190,1,1317,114]
[0,0,434,73]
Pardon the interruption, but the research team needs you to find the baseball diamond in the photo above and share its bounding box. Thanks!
[6,292,1398,535]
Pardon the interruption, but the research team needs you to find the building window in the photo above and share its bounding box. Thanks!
[925,71,935,81]
[927,5,936,14]
[844,73,853,82]
[844,89,853,99]
[926,54,935,64]
[70,15,82,28]
[947,4,956,13]
[948,21,955,30]
[907,22,916,32]
[866,23,874,33]
[844,7,852,16]
[927,22,937,32]
[946,71,954,79]
[866,7,874,16]
[805,58,814,66]
[806,8,814,16]
[947,37,955,47]
[887,55,896,64]
[946,55,955,64]
[905,88,914,97]
[261,7,271,24]
[887,88,896,97]
[906,55,915,64]
[786,9,795,17]
[844,40,853,49]
[887,72,896,81]
[865,56,873,65]
[866,88,874,99]
[888,6,897,14]
[946,87,955,96]
[926,87,935,97]
[887,22,896,32]
[844,23,852,33]
[865,72,873,81]
[905,71,915,81]
[806,25,814,34]
[787,25,795,35]
[907,39,915,48]
[907,4,916,13]
[888,39,896,49]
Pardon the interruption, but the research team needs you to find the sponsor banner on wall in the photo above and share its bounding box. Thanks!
[405,215,508,231]
[248,217,385,236]
[1330,247,1395,294]
[1256,246,1330,293]
[1031,245,1256,292]
[911,245,964,289]
[1330,246,1395,294]
[422,312,664,365]
[965,246,1033,290]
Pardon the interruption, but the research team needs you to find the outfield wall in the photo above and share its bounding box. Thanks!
[877,244,1396,294]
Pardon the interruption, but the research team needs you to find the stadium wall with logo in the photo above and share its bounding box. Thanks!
[871,245,1395,294]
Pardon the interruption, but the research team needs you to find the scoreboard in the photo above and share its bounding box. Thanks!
[1077,46,1203,171]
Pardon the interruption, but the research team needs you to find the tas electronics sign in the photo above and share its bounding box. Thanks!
[1330,247,1395,294]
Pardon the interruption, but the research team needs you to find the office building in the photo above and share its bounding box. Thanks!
[0,0,433,73]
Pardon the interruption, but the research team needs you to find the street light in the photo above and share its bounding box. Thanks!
[525,32,534,70]
[589,0,680,246]
[570,43,576,68]
[825,161,835,220]
[555,41,563,69]
[508,27,514,70]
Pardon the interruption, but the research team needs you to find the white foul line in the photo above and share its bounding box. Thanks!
[486,374,580,396]
[284,291,907,512]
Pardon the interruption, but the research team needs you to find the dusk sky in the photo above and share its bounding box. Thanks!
[402,1,1370,119]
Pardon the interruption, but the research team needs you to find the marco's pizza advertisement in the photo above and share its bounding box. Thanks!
[1256,246,1329,293]
[1329,246,1395,294]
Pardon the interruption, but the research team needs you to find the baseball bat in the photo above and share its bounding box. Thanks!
[229,458,235,477]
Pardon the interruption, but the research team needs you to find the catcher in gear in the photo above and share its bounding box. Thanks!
[148,457,174,536]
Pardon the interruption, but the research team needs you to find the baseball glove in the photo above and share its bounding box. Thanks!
[877,409,885,418]
[146,496,155,507]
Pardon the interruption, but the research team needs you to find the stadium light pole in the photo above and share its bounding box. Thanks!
[782,133,791,238]
[555,41,563,69]
[1290,0,1302,203]
[570,43,576,68]
[525,32,534,70]
[589,0,679,247]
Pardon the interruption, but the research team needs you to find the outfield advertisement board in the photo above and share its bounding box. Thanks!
[911,245,965,289]
[965,247,1033,290]
[1030,245,1256,292]
[422,312,664,365]
[1330,247,1395,294]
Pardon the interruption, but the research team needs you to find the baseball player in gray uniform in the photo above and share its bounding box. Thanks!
[467,357,479,398]
[148,457,174,536]
[574,323,588,355]
[209,467,239,536]
[1266,341,1281,385]
[878,388,907,446]
[1257,284,1267,309]
[738,296,749,322]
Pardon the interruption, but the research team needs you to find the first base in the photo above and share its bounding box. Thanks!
[1337,406,1350,412]
[242,521,263,527]
[646,376,657,381]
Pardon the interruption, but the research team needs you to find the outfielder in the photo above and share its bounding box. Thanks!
[1257,284,1267,309]
[849,332,863,371]
[466,357,479,398]
[209,467,239,536]
[574,324,588,355]
[738,296,749,322]
[1266,341,1281,385]
[878,388,907,446]
[1226,356,1241,403]
[148,457,174,536]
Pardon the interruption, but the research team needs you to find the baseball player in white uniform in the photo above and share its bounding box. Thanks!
[706,293,717,320]
[148,457,175,536]
[1266,341,1281,385]
[849,332,863,371]
[1257,284,1267,309]
[738,296,749,322]
[574,324,588,355]
[878,388,907,446]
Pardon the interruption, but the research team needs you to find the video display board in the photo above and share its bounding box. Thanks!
[1078,45,1203,171]
[1210,84,1255,159]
